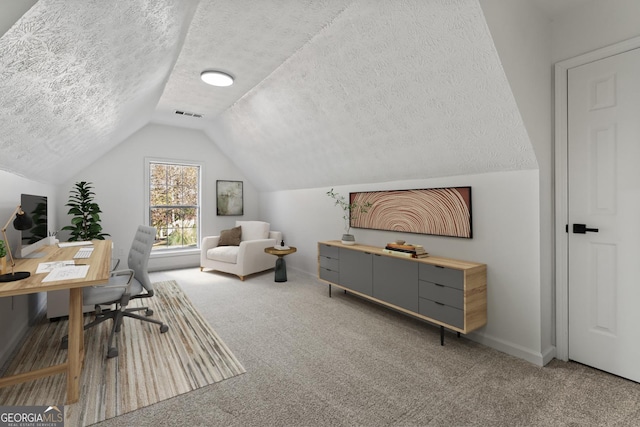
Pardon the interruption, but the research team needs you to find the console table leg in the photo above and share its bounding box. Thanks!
[457,332,461,338]
[440,326,445,346]
[329,284,332,298]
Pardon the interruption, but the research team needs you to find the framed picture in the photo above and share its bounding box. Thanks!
[216,180,243,216]
[350,187,472,238]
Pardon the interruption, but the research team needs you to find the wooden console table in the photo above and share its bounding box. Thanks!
[317,240,486,344]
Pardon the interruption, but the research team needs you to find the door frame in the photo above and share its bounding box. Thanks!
[554,35,640,361]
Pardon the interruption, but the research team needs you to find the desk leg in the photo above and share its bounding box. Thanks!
[66,288,84,404]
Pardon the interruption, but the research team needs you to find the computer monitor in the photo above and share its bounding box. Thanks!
[19,193,48,257]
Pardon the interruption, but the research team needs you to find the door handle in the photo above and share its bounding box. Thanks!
[573,223,599,234]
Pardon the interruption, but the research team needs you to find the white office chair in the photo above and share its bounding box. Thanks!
[63,225,169,358]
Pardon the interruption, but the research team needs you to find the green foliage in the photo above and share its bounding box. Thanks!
[166,218,198,248]
[27,201,48,244]
[0,240,6,258]
[61,181,110,241]
[326,188,373,234]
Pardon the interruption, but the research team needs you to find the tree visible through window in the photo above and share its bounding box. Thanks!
[149,162,200,250]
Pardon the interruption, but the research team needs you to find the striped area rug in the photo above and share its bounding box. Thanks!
[0,280,245,426]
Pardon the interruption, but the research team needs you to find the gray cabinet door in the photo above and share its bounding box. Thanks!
[373,254,419,312]
[339,249,373,295]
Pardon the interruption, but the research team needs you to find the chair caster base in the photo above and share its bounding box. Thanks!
[61,336,68,350]
[107,347,118,358]
[160,324,169,333]
[145,309,154,316]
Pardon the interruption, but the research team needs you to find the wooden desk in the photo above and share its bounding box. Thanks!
[0,240,112,403]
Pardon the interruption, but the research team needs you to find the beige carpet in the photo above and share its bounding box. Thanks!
[88,268,640,427]
[0,280,245,426]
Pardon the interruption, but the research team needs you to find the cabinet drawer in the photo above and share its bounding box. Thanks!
[319,267,340,284]
[419,298,464,329]
[419,264,463,290]
[320,256,340,271]
[419,281,463,310]
[319,244,340,259]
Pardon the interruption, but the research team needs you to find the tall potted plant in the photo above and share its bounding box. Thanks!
[61,181,110,241]
[326,188,372,245]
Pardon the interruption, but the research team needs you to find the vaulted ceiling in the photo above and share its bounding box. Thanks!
[0,0,589,191]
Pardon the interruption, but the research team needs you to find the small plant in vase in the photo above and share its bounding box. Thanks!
[326,188,372,245]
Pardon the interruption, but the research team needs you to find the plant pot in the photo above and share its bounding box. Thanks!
[341,234,356,245]
[0,256,6,275]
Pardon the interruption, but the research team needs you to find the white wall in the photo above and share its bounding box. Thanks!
[259,170,545,365]
[550,0,640,359]
[0,0,37,38]
[472,0,640,366]
[0,170,57,368]
[58,123,261,271]
[479,0,554,362]
[551,0,640,63]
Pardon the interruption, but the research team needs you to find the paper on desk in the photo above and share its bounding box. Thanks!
[36,260,75,274]
[42,265,90,282]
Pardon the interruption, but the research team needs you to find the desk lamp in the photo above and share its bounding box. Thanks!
[0,206,33,282]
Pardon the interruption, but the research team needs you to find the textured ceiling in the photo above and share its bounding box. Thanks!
[204,0,537,190]
[154,0,351,123]
[0,0,198,182]
[2,0,594,189]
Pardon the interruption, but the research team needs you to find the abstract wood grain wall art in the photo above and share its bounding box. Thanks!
[350,187,472,238]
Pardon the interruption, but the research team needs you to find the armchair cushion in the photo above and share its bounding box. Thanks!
[207,245,239,264]
[218,226,242,246]
[236,221,269,241]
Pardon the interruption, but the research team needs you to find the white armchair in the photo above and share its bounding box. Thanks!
[200,221,282,280]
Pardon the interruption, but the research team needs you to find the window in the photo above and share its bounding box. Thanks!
[147,160,201,251]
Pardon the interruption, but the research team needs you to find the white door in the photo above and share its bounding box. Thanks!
[568,47,640,381]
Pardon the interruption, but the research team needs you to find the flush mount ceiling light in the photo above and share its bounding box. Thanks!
[200,70,234,87]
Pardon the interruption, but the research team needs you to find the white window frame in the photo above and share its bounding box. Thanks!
[144,157,203,255]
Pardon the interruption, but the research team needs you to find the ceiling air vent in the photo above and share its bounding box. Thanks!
[174,110,203,118]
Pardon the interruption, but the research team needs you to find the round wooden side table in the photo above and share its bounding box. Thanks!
[264,246,297,282]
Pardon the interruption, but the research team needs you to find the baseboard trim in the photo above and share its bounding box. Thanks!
[299,266,556,367]
[0,322,29,375]
[468,331,555,367]
[541,344,556,365]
